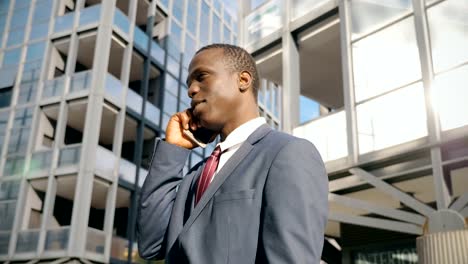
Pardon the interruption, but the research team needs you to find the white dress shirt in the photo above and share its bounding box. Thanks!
[210,117,266,182]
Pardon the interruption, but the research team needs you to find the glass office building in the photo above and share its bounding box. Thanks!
[0,0,283,263]
[240,0,468,263]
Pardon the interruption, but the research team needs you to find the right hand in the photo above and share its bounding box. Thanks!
[166,109,200,149]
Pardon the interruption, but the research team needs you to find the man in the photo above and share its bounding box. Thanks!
[137,44,328,263]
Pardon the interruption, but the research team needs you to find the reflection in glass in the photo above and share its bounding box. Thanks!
[352,17,421,102]
[30,22,49,40]
[432,65,468,131]
[26,42,46,62]
[357,82,427,154]
[126,88,143,114]
[427,0,468,73]
[6,29,25,47]
[43,77,65,98]
[212,15,221,43]
[69,71,92,93]
[186,0,197,35]
[150,41,165,65]
[293,111,347,162]
[245,0,281,45]
[54,13,74,33]
[79,5,101,27]
[145,102,161,126]
[292,0,331,21]
[134,27,149,53]
[200,2,211,46]
[16,230,39,253]
[45,227,69,251]
[350,0,412,40]
[33,0,53,22]
[113,8,130,35]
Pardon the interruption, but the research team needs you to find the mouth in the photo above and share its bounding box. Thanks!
[191,99,206,110]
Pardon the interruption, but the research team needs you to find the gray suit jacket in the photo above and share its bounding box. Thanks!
[137,124,328,263]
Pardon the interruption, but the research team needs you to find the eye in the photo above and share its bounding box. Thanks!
[196,73,207,82]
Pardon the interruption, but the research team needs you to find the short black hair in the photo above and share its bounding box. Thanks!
[195,44,260,100]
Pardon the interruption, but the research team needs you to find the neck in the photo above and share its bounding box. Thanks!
[220,109,259,141]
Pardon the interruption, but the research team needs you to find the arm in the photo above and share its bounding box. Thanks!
[259,138,329,263]
[137,139,190,260]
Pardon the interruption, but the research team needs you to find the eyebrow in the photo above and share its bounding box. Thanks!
[186,67,210,86]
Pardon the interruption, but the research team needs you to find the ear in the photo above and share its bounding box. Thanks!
[238,71,253,93]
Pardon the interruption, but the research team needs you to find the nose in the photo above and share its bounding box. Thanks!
[188,83,200,98]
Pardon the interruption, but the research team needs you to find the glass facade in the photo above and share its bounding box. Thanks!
[0,0,238,262]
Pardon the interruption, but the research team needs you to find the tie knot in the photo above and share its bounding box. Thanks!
[211,146,222,157]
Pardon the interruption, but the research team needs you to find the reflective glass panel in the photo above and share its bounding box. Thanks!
[212,15,221,43]
[6,29,25,47]
[3,48,22,67]
[164,73,179,97]
[200,1,210,46]
[292,0,332,21]
[350,0,413,40]
[26,41,46,62]
[357,82,427,154]
[293,110,348,162]
[427,0,468,73]
[163,91,178,114]
[186,0,197,35]
[33,0,53,23]
[432,64,468,131]
[352,17,421,102]
[172,0,184,22]
[10,7,29,30]
[30,22,49,40]
[223,24,230,43]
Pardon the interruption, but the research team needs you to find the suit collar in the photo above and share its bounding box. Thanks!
[168,123,272,250]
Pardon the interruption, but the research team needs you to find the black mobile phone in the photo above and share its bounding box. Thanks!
[183,126,216,148]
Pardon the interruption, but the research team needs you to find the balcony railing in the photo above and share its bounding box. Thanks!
[145,102,161,126]
[244,0,282,45]
[134,26,149,53]
[96,146,117,178]
[54,13,74,34]
[29,149,53,174]
[69,70,92,94]
[43,76,66,99]
[113,8,130,36]
[0,232,10,255]
[126,88,143,114]
[58,144,81,167]
[15,229,40,253]
[291,0,334,21]
[119,158,136,184]
[111,235,129,261]
[86,227,105,254]
[45,226,70,251]
[150,40,165,66]
[293,110,348,162]
[105,73,124,104]
[79,4,101,27]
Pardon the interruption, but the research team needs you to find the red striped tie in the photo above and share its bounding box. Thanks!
[195,146,222,205]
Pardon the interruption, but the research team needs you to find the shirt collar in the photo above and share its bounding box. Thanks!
[217,117,266,152]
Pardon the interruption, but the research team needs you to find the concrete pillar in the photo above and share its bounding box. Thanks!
[417,230,468,264]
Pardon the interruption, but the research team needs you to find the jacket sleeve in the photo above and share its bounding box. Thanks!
[137,139,191,260]
[259,138,329,263]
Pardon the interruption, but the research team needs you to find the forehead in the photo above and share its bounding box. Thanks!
[189,48,225,71]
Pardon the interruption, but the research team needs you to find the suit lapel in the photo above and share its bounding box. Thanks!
[177,124,273,236]
[166,164,203,252]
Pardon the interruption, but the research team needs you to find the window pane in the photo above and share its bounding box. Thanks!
[163,92,178,115]
[10,7,29,30]
[172,0,184,23]
[17,82,37,104]
[200,1,210,46]
[186,0,197,35]
[350,0,413,40]
[427,0,468,73]
[33,0,53,23]
[432,65,468,131]
[357,82,427,154]
[26,41,46,62]
[3,48,22,66]
[30,22,49,40]
[212,15,221,43]
[0,202,16,230]
[164,73,179,97]
[0,88,13,108]
[6,29,25,47]
[352,17,421,102]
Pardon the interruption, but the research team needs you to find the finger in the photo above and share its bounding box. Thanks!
[178,110,191,130]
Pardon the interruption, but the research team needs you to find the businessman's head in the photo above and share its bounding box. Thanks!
[187,44,260,138]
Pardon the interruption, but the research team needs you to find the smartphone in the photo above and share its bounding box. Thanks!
[183,126,216,148]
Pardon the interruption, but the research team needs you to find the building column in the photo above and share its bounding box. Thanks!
[281,0,299,133]
[68,0,116,257]
[417,229,468,264]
